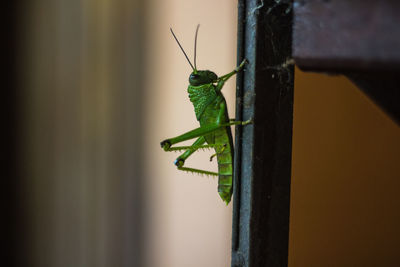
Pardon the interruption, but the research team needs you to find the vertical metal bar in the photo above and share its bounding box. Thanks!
[232,0,294,266]
[5,1,24,266]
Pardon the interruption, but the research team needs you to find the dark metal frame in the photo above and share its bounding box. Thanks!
[232,0,400,266]
[293,0,400,123]
[232,1,294,266]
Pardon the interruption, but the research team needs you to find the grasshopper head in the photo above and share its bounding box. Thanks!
[189,70,217,86]
[170,26,218,86]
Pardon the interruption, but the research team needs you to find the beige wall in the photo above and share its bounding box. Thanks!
[18,0,237,266]
[144,1,237,267]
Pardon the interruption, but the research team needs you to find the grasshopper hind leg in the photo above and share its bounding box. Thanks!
[174,137,219,176]
[173,136,206,167]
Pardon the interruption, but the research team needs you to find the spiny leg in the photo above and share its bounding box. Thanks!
[177,166,218,177]
[173,136,205,167]
[161,120,249,151]
[160,119,252,176]
[175,142,220,176]
[162,136,222,176]
[174,137,219,177]
[176,144,228,176]
[163,144,221,153]
[161,125,221,150]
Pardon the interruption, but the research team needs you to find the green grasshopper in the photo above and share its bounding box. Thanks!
[160,25,250,205]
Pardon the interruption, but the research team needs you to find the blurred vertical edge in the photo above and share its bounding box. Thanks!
[11,1,147,266]
[4,1,23,267]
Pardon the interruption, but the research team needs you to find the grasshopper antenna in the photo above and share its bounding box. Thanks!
[194,24,200,70]
[170,28,195,71]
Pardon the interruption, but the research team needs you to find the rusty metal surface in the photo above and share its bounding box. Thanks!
[293,0,400,71]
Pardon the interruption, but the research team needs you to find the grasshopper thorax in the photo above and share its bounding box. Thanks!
[189,70,217,86]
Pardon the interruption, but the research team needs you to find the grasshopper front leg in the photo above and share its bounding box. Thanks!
[216,59,248,91]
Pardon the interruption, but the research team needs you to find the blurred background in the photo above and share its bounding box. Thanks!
[6,0,400,267]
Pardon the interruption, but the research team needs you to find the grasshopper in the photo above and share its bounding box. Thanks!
[160,25,250,205]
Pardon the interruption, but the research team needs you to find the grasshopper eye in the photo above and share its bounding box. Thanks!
[189,73,201,85]
[190,73,199,80]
